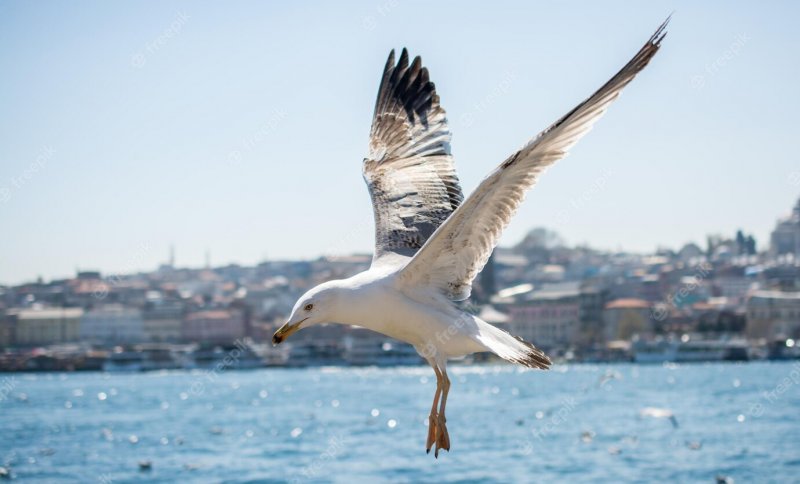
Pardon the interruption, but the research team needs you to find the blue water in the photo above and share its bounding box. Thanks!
[1,362,799,483]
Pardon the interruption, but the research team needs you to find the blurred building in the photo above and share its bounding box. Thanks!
[712,266,756,303]
[182,309,245,343]
[478,305,510,331]
[576,283,608,348]
[0,314,10,347]
[746,290,800,339]
[2,307,83,346]
[761,264,800,291]
[603,298,653,342]
[677,243,704,263]
[80,304,144,344]
[770,197,800,257]
[241,277,296,320]
[693,301,746,334]
[506,283,581,350]
[143,302,183,342]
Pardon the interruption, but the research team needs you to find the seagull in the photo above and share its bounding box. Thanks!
[640,406,679,428]
[273,18,668,457]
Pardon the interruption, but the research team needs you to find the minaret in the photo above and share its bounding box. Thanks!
[169,244,175,268]
[205,250,211,269]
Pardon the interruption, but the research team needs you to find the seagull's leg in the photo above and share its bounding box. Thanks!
[435,365,451,457]
[426,364,443,454]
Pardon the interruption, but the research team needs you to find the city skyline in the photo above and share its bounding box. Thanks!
[2,1,799,284]
[2,193,795,286]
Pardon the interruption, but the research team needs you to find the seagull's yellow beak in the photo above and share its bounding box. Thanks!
[272,318,307,345]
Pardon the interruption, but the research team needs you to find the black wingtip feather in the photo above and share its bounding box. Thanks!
[382,50,395,81]
[650,14,671,46]
[513,336,552,370]
[373,47,439,129]
[398,47,409,69]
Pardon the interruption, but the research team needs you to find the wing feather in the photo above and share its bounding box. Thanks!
[364,49,464,267]
[399,18,669,300]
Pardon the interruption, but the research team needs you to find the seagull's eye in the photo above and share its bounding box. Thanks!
[304,303,313,311]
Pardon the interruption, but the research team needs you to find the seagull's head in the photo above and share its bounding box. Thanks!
[272,281,342,345]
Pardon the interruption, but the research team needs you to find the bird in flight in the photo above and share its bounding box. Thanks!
[273,17,668,457]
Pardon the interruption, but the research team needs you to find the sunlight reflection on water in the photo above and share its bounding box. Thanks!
[1,362,798,482]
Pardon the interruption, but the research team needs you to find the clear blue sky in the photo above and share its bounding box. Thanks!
[1,1,798,285]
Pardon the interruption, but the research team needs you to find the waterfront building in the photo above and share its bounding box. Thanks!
[3,307,83,346]
[603,298,653,342]
[506,282,581,350]
[143,302,183,342]
[80,304,144,344]
[182,309,245,343]
[746,290,800,339]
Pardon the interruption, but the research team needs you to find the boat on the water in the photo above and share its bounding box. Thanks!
[189,342,264,370]
[103,344,193,372]
[633,336,749,363]
[103,348,144,371]
[344,338,422,366]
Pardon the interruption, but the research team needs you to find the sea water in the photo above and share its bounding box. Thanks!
[1,362,799,483]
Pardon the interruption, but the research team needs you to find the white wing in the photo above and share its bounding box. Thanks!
[399,19,669,300]
[364,48,463,268]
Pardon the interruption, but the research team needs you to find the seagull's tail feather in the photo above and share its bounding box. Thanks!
[474,319,551,370]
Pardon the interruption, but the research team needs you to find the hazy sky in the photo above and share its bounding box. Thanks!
[1,1,798,285]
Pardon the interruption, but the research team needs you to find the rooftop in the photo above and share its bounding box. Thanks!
[8,307,84,319]
[605,298,651,309]
[186,310,237,320]
[749,290,800,300]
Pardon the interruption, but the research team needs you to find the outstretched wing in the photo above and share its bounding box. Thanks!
[399,18,669,300]
[364,48,463,267]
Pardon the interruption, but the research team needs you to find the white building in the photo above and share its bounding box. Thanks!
[770,198,800,257]
[143,302,183,342]
[80,304,144,344]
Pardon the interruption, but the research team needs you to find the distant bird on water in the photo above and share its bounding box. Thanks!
[273,18,669,457]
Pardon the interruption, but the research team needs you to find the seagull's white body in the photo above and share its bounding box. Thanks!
[323,268,489,358]
[273,18,668,456]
